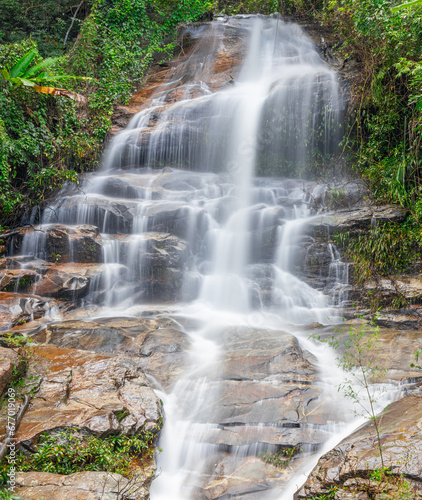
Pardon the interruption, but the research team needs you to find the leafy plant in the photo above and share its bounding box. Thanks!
[410,348,422,369]
[260,446,298,468]
[8,427,157,477]
[314,318,387,467]
[0,47,90,95]
[0,332,33,349]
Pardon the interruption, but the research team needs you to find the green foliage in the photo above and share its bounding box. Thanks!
[69,0,212,104]
[9,427,156,477]
[260,446,298,468]
[347,222,421,280]
[0,1,212,223]
[0,332,33,349]
[1,48,91,90]
[0,491,22,500]
[320,0,422,207]
[0,0,92,56]
[410,348,422,369]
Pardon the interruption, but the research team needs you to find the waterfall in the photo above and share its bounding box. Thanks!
[11,15,380,500]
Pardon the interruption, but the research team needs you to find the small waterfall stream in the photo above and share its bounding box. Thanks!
[8,15,399,499]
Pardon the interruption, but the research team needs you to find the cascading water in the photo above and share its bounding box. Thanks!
[7,14,398,499]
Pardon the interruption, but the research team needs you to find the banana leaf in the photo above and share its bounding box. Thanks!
[10,49,37,79]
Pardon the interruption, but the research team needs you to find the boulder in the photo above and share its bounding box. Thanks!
[295,394,422,499]
[15,471,149,500]
[0,345,163,447]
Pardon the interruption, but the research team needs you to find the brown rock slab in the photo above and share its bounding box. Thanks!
[190,455,292,500]
[0,345,163,447]
[28,316,190,389]
[15,471,148,500]
[0,269,39,293]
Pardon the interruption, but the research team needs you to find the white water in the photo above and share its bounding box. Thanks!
[8,15,398,499]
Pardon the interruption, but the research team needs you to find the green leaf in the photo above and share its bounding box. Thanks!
[24,57,60,78]
[392,0,422,12]
[10,49,37,79]
[17,78,36,87]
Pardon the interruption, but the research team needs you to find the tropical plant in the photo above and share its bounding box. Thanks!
[0,48,90,99]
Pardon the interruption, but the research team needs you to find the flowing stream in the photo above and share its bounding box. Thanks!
[13,15,398,499]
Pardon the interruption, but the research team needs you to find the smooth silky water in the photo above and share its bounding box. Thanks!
[13,15,399,499]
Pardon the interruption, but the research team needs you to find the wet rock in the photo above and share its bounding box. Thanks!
[30,319,129,353]
[29,316,189,389]
[374,309,422,330]
[31,263,126,300]
[189,328,340,452]
[0,345,163,447]
[8,225,102,263]
[295,395,422,499]
[306,205,409,237]
[0,256,52,274]
[191,455,291,500]
[137,327,190,389]
[50,195,208,240]
[365,276,422,304]
[0,346,18,394]
[0,292,59,330]
[0,268,39,293]
[15,471,148,500]
[314,321,422,384]
[108,232,190,272]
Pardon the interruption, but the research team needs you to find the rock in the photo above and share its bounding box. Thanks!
[365,276,422,304]
[28,316,189,389]
[190,455,291,500]
[374,309,422,330]
[49,195,208,240]
[15,471,149,500]
[306,205,409,237]
[0,268,39,293]
[314,321,422,385]
[167,327,350,498]
[295,395,422,499]
[0,346,18,394]
[0,345,163,447]
[137,327,190,388]
[8,225,102,263]
[0,292,59,331]
[31,263,126,300]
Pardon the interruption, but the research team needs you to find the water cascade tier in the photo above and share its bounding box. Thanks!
[4,15,387,500]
